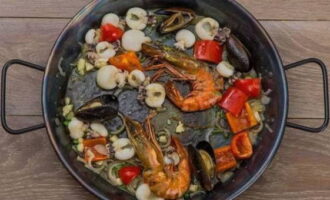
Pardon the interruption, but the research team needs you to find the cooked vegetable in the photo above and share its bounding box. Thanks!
[83,137,109,162]
[91,123,109,137]
[194,40,222,63]
[77,58,87,75]
[128,70,145,87]
[231,131,253,159]
[234,78,261,98]
[214,146,237,173]
[195,18,219,40]
[174,29,196,50]
[219,87,248,116]
[96,65,120,90]
[121,30,151,51]
[109,51,143,72]
[112,138,135,160]
[175,121,185,133]
[119,166,141,185]
[68,118,86,139]
[125,7,148,30]
[100,23,124,42]
[108,162,124,186]
[145,83,166,108]
[226,102,258,133]
[216,61,234,78]
[102,13,120,26]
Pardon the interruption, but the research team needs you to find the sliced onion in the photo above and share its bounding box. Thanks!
[157,128,171,148]
[108,162,124,186]
[111,113,125,135]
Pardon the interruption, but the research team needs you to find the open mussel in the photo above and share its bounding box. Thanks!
[156,7,196,34]
[75,95,119,122]
[188,141,216,191]
[216,27,252,72]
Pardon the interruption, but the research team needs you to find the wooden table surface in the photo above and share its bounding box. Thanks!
[1,0,329,199]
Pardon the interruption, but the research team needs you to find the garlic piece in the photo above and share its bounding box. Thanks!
[175,121,185,133]
[216,61,234,77]
[136,184,164,200]
[68,118,86,139]
[96,41,116,60]
[174,29,196,50]
[145,83,166,108]
[116,71,128,88]
[94,58,108,68]
[85,29,100,44]
[125,7,148,30]
[102,13,120,26]
[195,17,219,40]
[96,65,119,90]
[122,30,151,52]
[77,58,86,75]
[128,70,145,87]
[91,123,108,137]
[112,138,135,160]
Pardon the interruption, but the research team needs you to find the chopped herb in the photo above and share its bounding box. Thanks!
[63,120,70,127]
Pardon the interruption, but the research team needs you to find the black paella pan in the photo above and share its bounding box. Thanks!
[1,0,329,199]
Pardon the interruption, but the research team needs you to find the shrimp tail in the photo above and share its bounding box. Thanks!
[165,81,184,108]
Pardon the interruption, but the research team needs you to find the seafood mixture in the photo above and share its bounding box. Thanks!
[62,7,270,200]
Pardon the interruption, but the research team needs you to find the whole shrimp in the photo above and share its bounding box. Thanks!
[124,114,191,199]
[142,43,222,112]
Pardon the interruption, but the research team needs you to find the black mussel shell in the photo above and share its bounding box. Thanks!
[154,7,195,16]
[75,95,119,122]
[226,35,252,72]
[196,141,216,163]
[188,145,214,191]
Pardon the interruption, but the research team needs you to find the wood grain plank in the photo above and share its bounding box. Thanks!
[261,21,330,119]
[0,116,96,200]
[1,118,329,199]
[0,0,90,18]
[0,18,69,115]
[0,0,329,21]
[237,0,330,21]
[1,19,329,118]
[239,119,330,200]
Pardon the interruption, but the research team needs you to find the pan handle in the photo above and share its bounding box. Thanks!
[284,58,329,133]
[1,59,45,134]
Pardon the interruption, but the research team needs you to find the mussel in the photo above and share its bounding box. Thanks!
[75,95,119,122]
[225,34,252,73]
[188,141,216,191]
[156,7,196,34]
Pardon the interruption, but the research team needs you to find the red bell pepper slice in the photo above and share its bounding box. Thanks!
[234,78,261,98]
[214,146,237,173]
[226,102,258,133]
[83,137,109,162]
[219,87,248,116]
[109,51,142,72]
[100,23,124,42]
[194,40,222,64]
[118,166,141,185]
[231,131,253,159]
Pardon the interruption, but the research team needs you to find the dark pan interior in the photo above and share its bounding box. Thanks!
[42,0,288,199]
